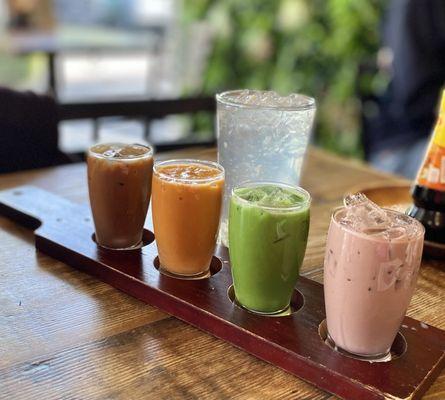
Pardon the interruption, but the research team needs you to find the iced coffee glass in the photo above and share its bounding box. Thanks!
[87,143,153,250]
[152,159,224,277]
[324,194,424,361]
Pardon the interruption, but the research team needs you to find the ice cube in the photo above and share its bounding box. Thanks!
[344,193,370,208]
[361,227,388,236]
[222,90,313,109]
[341,193,425,242]
[388,211,424,240]
[383,227,407,240]
[103,149,120,158]
[236,89,251,105]
[338,214,357,229]
[342,193,390,233]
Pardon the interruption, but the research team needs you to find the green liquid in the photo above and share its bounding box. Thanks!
[229,185,310,314]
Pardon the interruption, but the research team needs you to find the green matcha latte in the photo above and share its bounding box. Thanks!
[228,183,311,314]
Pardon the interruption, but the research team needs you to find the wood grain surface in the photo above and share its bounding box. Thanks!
[0,147,444,400]
[0,184,443,400]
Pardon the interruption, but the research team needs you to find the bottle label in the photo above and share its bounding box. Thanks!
[427,165,439,184]
[441,156,445,183]
[415,90,445,191]
[416,141,445,190]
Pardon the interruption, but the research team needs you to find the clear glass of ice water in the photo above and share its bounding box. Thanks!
[216,89,316,246]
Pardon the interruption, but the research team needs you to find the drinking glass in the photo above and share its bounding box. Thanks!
[324,207,424,360]
[217,89,316,246]
[87,143,153,250]
[152,159,224,277]
[229,182,311,314]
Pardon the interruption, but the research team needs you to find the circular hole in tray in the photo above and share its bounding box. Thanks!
[227,285,304,317]
[318,319,407,362]
[13,190,23,196]
[92,229,154,250]
[153,256,222,280]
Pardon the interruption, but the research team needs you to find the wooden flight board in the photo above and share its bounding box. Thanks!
[0,185,444,400]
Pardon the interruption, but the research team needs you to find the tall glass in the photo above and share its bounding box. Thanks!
[152,159,224,277]
[87,143,153,250]
[229,182,311,314]
[324,207,424,360]
[217,89,316,246]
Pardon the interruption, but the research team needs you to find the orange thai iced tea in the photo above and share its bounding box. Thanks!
[152,159,224,276]
[88,143,153,250]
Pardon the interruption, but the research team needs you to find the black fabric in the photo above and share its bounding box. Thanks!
[0,87,65,173]
[364,0,445,156]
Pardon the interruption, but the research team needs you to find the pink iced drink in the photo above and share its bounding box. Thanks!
[324,194,424,357]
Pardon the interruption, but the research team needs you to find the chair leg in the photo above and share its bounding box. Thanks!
[47,52,57,97]
[93,119,100,143]
[144,118,152,141]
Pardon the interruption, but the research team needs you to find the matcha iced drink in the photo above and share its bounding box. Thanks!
[229,183,311,314]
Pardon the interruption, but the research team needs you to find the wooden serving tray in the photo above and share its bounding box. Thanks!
[0,186,444,400]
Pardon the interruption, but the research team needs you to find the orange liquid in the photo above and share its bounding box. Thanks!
[152,162,224,276]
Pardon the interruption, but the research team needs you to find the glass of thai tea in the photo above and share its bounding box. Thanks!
[152,159,224,278]
[87,143,154,250]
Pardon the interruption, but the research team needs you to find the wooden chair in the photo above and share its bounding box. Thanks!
[58,95,216,159]
[0,86,216,173]
[0,86,71,173]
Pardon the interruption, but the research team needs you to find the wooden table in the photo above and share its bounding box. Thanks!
[1,147,443,399]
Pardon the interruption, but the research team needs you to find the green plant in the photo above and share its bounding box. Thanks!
[184,0,387,157]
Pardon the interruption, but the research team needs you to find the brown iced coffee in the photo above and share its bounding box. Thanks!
[87,143,153,250]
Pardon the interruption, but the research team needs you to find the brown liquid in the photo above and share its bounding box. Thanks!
[87,143,153,249]
[152,161,224,276]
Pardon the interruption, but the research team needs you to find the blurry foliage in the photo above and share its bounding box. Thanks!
[184,0,388,157]
[0,53,47,91]
[0,55,31,86]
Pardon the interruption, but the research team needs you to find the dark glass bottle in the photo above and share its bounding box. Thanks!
[408,91,445,244]
[408,186,445,243]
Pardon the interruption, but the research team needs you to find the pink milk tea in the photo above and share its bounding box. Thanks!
[324,194,424,358]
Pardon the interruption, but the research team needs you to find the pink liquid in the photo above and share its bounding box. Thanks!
[323,208,424,356]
